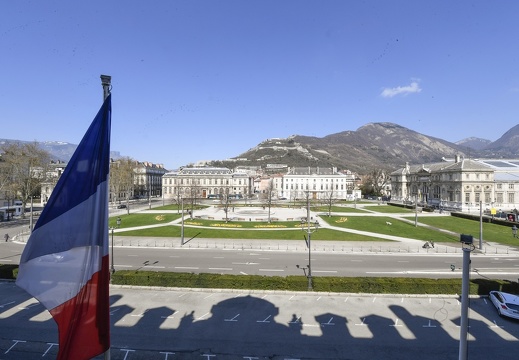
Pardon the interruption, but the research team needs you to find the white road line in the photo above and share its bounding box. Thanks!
[174,266,199,270]
[259,269,284,272]
[208,267,232,271]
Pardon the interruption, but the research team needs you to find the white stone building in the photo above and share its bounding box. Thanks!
[390,156,519,212]
[280,167,358,201]
[162,167,252,201]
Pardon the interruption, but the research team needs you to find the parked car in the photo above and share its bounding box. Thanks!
[117,204,127,209]
[489,291,519,320]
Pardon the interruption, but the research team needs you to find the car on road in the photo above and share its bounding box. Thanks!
[117,204,127,209]
[489,291,519,320]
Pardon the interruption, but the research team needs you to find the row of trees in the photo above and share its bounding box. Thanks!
[0,142,51,215]
[0,141,139,217]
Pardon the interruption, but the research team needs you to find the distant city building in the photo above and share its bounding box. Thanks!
[133,161,168,198]
[162,167,252,201]
[280,167,359,200]
[390,156,519,212]
[40,160,167,206]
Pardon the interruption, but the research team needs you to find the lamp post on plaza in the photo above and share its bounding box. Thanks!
[181,197,185,245]
[110,217,121,274]
[300,194,319,290]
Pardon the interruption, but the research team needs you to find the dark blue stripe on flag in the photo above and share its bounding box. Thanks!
[23,95,111,258]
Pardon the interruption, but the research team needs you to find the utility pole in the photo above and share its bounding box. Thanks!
[459,234,474,360]
[479,200,483,250]
[101,75,111,101]
[101,74,111,360]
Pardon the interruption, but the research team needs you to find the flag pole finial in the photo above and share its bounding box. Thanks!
[100,75,112,100]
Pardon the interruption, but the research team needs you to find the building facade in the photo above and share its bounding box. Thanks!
[390,156,519,212]
[280,167,358,201]
[162,167,252,201]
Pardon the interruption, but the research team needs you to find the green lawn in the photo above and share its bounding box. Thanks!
[363,205,413,213]
[118,225,386,241]
[109,213,181,228]
[313,205,367,213]
[404,216,519,246]
[109,208,518,245]
[324,215,458,243]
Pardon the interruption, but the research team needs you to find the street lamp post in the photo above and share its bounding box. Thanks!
[181,197,184,245]
[300,195,319,290]
[110,217,121,274]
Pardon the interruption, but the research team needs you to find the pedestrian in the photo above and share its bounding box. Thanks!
[4,233,9,242]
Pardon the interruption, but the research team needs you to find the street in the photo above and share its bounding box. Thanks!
[3,240,519,281]
[1,282,518,359]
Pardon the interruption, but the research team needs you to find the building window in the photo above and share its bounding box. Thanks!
[509,184,514,190]
[465,193,470,203]
[484,192,491,203]
[496,193,503,203]
[475,193,480,203]
[497,184,502,189]
[508,193,515,204]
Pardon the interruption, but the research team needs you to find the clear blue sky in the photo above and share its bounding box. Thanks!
[2,1,518,170]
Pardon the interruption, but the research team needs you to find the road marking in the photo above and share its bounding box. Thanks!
[355,318,367,326]
[240,271,248,275]
[18,303,38,310]
[289,316,302,324]
[491,320,504,328]
[259,269,284,272]
[4,340,26,354]
[233,262,259,265]
[43,343,58,357]
[257,315,272,323]
[390,319,402,327]
[423,320,437,328]
[0,301,15,308]
[174,266,199,270]
[161,310,179,319]
[225,314,240,322]
[197,312,209,320]
[321,317,335,326]
[208,267,232,271]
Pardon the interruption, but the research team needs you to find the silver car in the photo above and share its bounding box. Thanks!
[489,291,519,320]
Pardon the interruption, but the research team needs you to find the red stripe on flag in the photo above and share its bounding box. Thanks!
[50,256,110,360]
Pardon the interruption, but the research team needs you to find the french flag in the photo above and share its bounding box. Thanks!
[17,95,112,360]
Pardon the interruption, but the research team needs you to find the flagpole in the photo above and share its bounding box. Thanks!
[101,74,111,360]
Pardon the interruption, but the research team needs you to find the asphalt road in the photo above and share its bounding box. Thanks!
[2,240,519,282]
[1,282,518,360]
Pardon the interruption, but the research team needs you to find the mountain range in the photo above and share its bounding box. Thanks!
[213,122,519,173]
[3,122,519,174]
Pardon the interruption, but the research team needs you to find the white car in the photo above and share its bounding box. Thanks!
[489,291,519,320]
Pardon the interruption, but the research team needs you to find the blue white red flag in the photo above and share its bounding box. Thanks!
[16,95,112,360]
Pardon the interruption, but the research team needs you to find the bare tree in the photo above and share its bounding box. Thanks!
[0,142,51,216]
[109,157,135,214]
[323,183,340,217]
[361,168,389,197]
[261,179,275,223]
[185,178,200,219]
[220,188,232,222]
